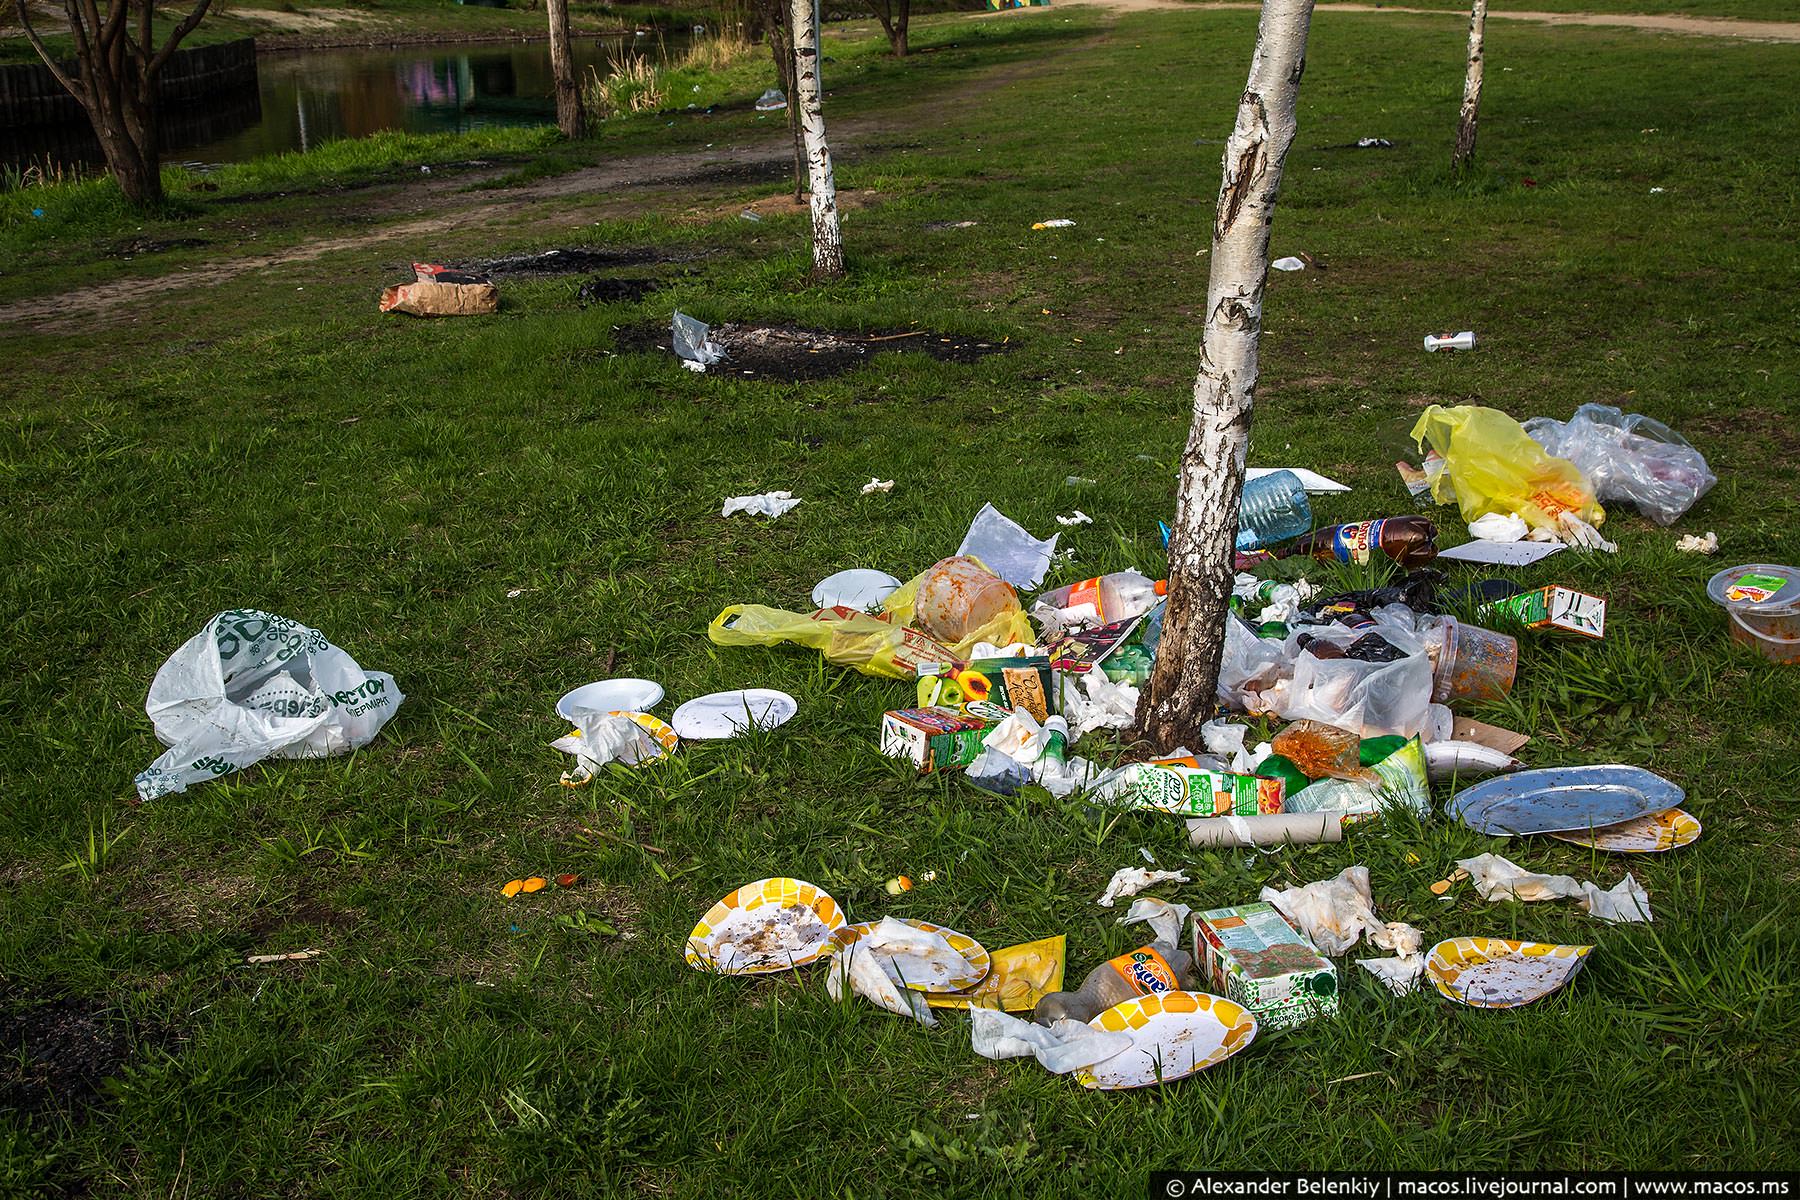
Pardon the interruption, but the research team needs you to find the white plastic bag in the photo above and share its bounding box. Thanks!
[1523,404,1715,526]
[1276,620,1433,738]
[135,610,403,801]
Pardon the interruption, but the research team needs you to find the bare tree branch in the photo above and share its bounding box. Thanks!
[16,1,86,100]
[149,0,213,76]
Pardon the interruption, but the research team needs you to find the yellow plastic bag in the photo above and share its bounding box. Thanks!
[707,605,953,680]
[1411,404,1603,533]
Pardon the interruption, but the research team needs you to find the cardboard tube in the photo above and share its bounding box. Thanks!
[1187,811,1344,848]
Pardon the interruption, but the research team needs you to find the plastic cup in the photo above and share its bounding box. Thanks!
[1430,618,1518,704]
[912,556,1020,644]
[1728,607,1800,664]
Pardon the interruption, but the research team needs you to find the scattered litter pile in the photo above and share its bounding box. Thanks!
[670,396,1760,1090]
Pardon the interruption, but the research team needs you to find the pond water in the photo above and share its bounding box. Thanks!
[3,34,692,172]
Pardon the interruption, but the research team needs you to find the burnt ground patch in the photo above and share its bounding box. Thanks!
[576,276,661,307]
[456,245,720,278]
[609,321,1011,382]
[1,988,163,1117]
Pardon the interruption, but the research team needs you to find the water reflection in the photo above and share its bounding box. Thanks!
[1,36,680,171]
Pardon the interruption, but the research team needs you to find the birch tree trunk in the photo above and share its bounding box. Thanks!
[547,0,585,139]
[790,0,845,279]
[1452,0,1487,173]
[1137,0,1316,751]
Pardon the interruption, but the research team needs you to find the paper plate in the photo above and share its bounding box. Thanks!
[557,678,665,721]
[1448,765,1682,836]
[1074,991,1258,1090]
[672,689,798,740]
[1550,807,1700,853]
[684,877,847,975]
[812,568,903,613]
[1425,937,1592,1009]
[825,918,991,993]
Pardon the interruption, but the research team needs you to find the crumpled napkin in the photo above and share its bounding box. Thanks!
[1457,853,1652,924]
[1116,896,1192,947]
[1059,670,1140,739]
[550,712,669,785]
[969,1006,1132,1073]
[722,491,801,519]
[1558,511,1619,553]
[1358,955,1426,996]
[825,916,985,1026]
[1676,531,1718,555]
[1096,867,1190,908]
[1261,865,1423,958]
[861,478,894,495]
[1055,511,1093,527]
[1469,511,1529,543]
[964,709,1096,799]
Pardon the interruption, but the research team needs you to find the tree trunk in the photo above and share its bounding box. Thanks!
[790,0,844,279]
[865,0,909,56]
[1453,0,1486,173]
[547,0,585,139]
[1137,0,1315,751]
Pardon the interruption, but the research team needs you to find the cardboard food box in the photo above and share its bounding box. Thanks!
[1194,903,1339,1030]
[1094,759,1285,817]
[879,706,1001,772]
[915,656,1053,722]
[1483,585,1607,639]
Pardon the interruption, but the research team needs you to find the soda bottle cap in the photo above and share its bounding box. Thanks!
[1154,579,1169,596]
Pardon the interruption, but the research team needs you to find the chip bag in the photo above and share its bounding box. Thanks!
[925,936,1067,1011]
[1410,404,1603,534]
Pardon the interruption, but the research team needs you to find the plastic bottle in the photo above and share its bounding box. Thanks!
[1280,517,1439,568]
[1033,941,1199,1026]
[1237,470,1314,551]
[1035,570,1167,628]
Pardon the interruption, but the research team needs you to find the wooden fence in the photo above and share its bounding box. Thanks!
[0,36,257,127]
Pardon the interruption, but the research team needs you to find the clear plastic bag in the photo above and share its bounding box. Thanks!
[672,310,724,368]
[136,610,403,801]
[1411,404,1603,534]
[1523,404,1715,526]
[1275,620,1434,738]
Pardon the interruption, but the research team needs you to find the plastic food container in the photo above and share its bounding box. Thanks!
[1707,564,1800,654]
[1429,618,1519,704]
[912,556,1020,644]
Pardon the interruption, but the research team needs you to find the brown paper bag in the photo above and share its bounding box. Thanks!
[379,280,498,317]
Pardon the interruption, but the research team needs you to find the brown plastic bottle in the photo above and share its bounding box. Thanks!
[1032,941,1199,1026]
[1280,517,1439,568]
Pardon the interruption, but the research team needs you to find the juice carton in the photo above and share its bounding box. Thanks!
[879,706,1002,772]
[1090,759,1285,817]
[915,656,1053,722]
[1483,585,1607,639]
[1194,903,1339,1031]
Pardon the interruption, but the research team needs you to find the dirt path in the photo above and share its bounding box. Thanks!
[1075,0,1800,43]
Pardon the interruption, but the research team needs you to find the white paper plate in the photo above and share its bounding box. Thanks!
[1074,991,1258,1090]
[1425,937,1592,1009]
[824,918,992,992]
[684,877,847,975]
[557,678,664,721]
[672,688,798,740]
[812,568,902,613]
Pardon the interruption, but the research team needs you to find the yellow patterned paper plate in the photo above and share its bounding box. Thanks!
[1074,991,1258,1090]
[1549,807,1700,853]
[1426,937,1593,1009]
[684,877,847,975]
[825,918,992,992]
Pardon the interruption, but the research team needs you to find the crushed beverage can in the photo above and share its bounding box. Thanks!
[1424,330,1477,352]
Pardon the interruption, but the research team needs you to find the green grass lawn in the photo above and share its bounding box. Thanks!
[2,4,1798,1194]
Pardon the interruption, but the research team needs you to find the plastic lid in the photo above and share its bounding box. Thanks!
[1705,564,1800,613]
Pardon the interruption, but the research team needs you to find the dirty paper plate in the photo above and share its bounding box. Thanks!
[827,918,991,992]
[557,678,665,721]
[812,568,902,613]
[685,877,847,975]
[1550,807,1701,853]
[672,688,798,740]
[1447,765,1682,836]
[1425,937,1592,1009]
[1073,991,1258,1090]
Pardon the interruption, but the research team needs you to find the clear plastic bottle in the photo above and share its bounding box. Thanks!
[1033,941,1199,1025]
[1034,570,1167,628]
[1237,470,1314,551]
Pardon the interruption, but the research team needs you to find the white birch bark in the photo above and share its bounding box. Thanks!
[1139,0,1316,750]
[790,0,845,278]
[1453,0,1487,172]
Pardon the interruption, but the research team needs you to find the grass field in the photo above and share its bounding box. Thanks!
[2,3,1798,1195]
